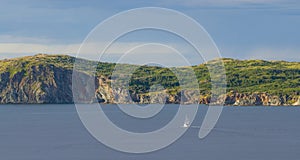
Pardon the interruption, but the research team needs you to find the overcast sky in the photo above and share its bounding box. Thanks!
[0,0,299,65]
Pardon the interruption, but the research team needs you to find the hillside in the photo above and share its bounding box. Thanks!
[0,54,299,105]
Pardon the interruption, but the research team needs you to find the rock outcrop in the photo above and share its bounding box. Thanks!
[293,97,300,106]
[0,64,73,103]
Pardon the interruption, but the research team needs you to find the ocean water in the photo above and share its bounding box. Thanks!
[0,104,299,160]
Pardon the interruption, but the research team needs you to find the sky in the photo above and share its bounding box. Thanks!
[0,0,299,65]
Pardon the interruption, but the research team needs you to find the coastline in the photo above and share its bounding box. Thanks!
[0,54,299,106]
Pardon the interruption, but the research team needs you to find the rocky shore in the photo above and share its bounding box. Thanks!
[94,77,300,106]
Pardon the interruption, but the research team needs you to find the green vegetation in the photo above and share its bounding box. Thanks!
[0,54,299,97]
[221,58,300,95]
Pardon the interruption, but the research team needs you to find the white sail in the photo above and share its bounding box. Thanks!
[183,115,190,128]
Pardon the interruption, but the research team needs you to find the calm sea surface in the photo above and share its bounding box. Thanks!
[0,104,299,160]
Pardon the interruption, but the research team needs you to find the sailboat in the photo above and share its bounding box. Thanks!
[183,115,190,128]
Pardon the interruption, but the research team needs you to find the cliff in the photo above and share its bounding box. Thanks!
[94,77,300,106]
[0,54,299,106]
[0,64,73,103]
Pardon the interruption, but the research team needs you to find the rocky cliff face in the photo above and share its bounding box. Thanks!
[93,76,299,106]
[0,67,299,105]
[0,64,73,103]
[223,92,299,106]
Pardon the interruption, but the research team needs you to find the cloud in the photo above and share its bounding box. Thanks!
[0,41,204,66]
[1,42,299,67]
[0,35,54,44]
[0,43,76,54]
